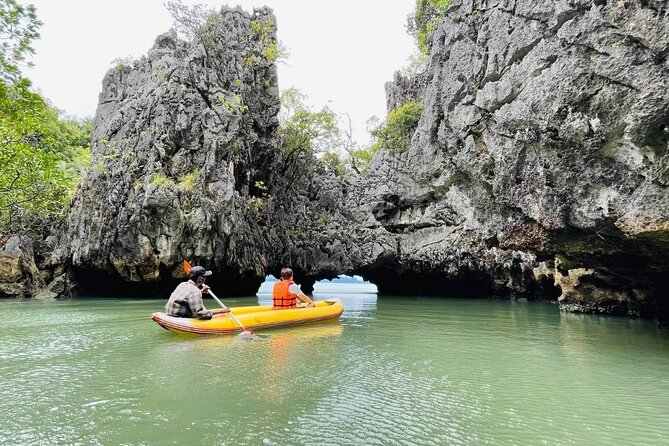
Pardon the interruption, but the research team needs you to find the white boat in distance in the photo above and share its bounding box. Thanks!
[256,275,378,295]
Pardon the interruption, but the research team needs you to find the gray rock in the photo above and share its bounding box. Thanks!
[364,0,669,319]
[385,71,428,112]
[52,7,281,296]
[0,235,43,298]
[44,1,668,323]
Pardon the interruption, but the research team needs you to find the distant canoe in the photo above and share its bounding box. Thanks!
[151,299,344,335]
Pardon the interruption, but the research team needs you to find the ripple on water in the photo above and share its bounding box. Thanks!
[1,298,669,445]
[249,343,487,446]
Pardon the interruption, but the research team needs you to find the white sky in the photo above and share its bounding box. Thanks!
[25,0,417,146]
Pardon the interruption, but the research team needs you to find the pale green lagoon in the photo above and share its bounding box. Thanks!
[1,291,668,445]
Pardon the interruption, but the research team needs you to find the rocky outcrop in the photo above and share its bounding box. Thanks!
[51,6,281,296]
[0,235,42,297]
[48,2,668,323]
[362,0,669,318]
[385,71,428,112]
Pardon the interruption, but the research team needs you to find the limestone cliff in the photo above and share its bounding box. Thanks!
[48,1,669,323]
[52,6,280,296]
[363,0,669,318]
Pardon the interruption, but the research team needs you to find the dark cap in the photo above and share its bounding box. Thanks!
[189,266,212,280]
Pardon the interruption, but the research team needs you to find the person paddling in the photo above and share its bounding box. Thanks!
[164,265,230,319]
[272,267,316,309]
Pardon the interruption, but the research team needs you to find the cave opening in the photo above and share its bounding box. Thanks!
[257,266,502,299]
[71,265,265,299]
[71,267,178,298]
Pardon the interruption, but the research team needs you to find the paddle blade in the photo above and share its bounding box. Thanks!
[237,330,264,341]
[183,260,192,274]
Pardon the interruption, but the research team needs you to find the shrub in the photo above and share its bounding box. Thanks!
[178,171,198,192]
[408,0,451,54]
[217,94,249,113]
[322,152,347,178]
[151,173,174,188]
[347,101,424,176]
[247,196,264,220]
[371,101,424,153]
[277,88,341,186]
[111,56,134,69]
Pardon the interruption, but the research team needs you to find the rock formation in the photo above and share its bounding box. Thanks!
[47,1,668,323]
[0,235,42,297]
[51,6,281,296]
[360,0,669,319]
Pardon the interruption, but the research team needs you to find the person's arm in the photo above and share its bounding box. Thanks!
[188,288,213,319]
[289,283,315,307]
[200,285,230,313]
[298,293,315,307]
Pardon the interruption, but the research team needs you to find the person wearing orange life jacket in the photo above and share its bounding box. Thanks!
[272,267,316,309]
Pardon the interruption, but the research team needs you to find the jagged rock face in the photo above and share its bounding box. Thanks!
[49,1,668,323]
[385,71,428,112]
[0,235,42,298]
[364,0,668,317]
[53,7,280,296]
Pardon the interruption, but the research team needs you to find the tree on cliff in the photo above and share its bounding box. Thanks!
[276,88,343,187]
[0,0,91,235]
[407,0,451,54]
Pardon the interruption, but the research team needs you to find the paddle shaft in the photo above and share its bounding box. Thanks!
[208,289,253,335]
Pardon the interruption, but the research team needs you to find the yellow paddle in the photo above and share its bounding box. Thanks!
[182,260,255,337]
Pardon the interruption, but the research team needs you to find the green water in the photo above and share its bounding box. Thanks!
[1,294,668,446]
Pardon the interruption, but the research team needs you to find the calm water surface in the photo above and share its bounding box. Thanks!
[1,290,668,445]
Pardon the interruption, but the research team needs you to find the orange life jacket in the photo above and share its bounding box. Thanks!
[273,279,297,308]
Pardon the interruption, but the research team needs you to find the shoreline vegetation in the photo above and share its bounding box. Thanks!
[0,0,92,237]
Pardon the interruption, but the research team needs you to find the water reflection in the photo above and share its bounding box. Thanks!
[558,309,669,360]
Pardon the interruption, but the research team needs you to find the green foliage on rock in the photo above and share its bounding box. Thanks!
[247,195,267,223]
[370,101,424,153]
[151,173,174,188]
[217,94,248,114]
[0,0,91,234]
[250,17,284,62]
[177,170,198,192]
[322,152,347,177]
[408,0,451,54]
[277,88,342,185]
[111,56,134,70]
[166,0,286,64]
[349,102,424,175]
[164,0,215,41]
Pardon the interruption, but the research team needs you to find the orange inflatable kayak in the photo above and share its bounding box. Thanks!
[151,299,344,335]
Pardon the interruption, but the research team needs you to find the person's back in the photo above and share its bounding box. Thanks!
[164,266,214,319]
[273,278,298,308]
[272,267,315,309]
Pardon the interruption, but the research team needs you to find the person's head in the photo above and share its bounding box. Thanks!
[189,265,212,286]
[280,267,293,280]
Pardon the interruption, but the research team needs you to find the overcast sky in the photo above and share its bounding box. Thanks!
[25,0,417,146]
